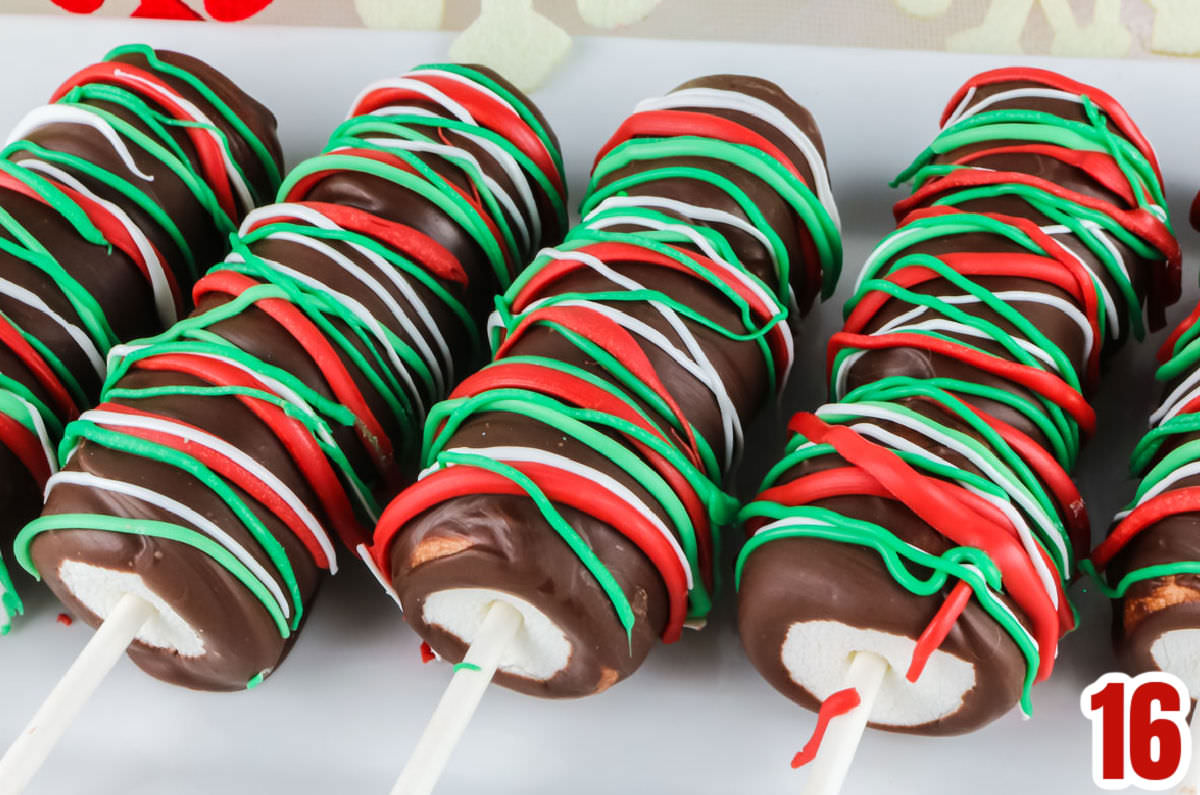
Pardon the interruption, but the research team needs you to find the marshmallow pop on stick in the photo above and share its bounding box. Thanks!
[371,72,840,724]
[1088,194,1200,695]
[735,67,1179,766]
[12,63,566,694]
[0,44,283,634]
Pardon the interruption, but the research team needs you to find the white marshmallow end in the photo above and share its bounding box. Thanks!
[423,588,570,681]
[58,560,204,656]
[780,620,976,728]
[1151,629,1200,693]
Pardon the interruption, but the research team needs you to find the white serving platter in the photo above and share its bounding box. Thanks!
[0,14,1197,794]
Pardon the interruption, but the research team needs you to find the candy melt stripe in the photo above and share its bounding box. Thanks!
[18,64,566,671]
[1088,273,1200,602]
[0,45,281,636]
[373,76,841,645]
[737,67,1175,722]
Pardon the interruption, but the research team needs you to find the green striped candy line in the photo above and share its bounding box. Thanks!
[581,134,842,303]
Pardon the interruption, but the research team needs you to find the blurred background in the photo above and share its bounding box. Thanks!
[2,0,1198,59]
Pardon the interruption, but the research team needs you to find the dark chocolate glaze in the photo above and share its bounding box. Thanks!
[1107,362,1200,673]
[382,75,835,698]
[738,73,1174,734]
[0,47,281,628]
[28,65,565,691]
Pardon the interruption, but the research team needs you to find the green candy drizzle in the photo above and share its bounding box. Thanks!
[741,77,1172,716]
[14,65,565,643]
[0,46,284,629]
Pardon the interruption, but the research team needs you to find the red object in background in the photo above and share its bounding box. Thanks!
[132,0,203,19]
[50,0,274,21]
[203,0,273,21]
[49,0,103,12]
[419,642,436,664]
[55,613,72,627]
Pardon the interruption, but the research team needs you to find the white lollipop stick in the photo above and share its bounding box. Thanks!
[0,592,154,795]
[802,650,890,795]
[390,599,524,795]
[1177,700,1200,795]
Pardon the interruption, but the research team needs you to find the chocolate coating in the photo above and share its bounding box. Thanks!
[0,46,282,631]
[381,74,835,697]
[27,65,565,690]
[737,72,1173,734]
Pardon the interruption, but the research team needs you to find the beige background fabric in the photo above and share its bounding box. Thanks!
[3,0,1200,58]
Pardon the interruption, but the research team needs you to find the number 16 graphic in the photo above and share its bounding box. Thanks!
[1081,672,1193,790]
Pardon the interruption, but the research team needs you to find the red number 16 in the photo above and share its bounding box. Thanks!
[1081,672,1192,790]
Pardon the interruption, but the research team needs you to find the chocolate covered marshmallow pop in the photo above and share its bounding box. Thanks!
[735,68,1179,794]
[1,64,565,792]
[1086,194,1200,791]
[370,74,841,793]
[0,44,283,635]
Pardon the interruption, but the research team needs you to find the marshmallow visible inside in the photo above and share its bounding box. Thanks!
[423,588,570,681]
[1150,629,1200,693]
[780,620,976,727]
[59,560,204,656]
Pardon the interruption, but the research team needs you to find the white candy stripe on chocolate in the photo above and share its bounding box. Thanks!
[5,105,157,182]
[844,419,1061,608]
[355,98,550,246]
[79,408,338,572]
[584,194,779,276]
[241,255,429,421]
[875,289,1094,364]
[359,136,531,252]
[348,76,475,125]
[406,68,547,234]
[248,228,449,395]
[850,218,1116,320]
[944,86,1086,128]
[512,244,754,469]
[517,293,742,473]
[581,211,794,391]
[852,226,939,294]
[1151,366,1200,426]
[424,444,695,590]
[873,316,1060,373]
[451,126,544,243]
[18,158,178,328]
[104,342,378,524]
[1114,460,1200,521]
[387,125,544,245]
[111,67,254,214]
[46,468,292,620]
[357,542,403,609]
[410,69,525,132]
[945,86,980,129]
[0,275,106,380]
[1042,221,1125,341]
[580,211,788,319]
[239,203,454,383]
[13,391,57,478]
[819,400,1069,583]
[634,87,840,229]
